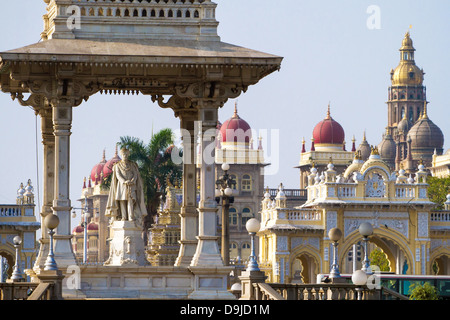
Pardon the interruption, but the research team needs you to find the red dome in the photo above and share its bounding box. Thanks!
[73,225,84,234]
[312,108,345,145]
[220,105,252,144]
[87,222,98,231]
[91,151,107,184]
[103,147,121,179]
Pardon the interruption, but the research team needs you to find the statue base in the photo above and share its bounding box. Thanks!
[104,221,148,267]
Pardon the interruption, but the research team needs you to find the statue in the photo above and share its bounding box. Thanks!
[106,148,147,226]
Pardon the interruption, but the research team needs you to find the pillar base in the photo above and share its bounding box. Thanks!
[190,236,224,267]
[104,221,148,267]
[175,240,198,267]
[238,270,267,300]
[188,266,236,300]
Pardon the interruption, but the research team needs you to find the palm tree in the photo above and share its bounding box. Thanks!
[118,128,182,235]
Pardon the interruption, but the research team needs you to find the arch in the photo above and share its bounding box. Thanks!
[289,245,322,284]
[0,247,16,279]
[341,227,415,275]
[430,249,450,275]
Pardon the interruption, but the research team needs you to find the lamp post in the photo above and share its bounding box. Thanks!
[11,236,24,282]
[81,194,90,264]
[328,228,342,279]
[352,269,368,300]
[245,218,261,272]
[359,222,373,275]
[215,163,236,266]
[44,214,60,271]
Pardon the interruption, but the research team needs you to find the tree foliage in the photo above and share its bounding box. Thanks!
[369,248,390,272]
[427,176,450,210]
[118,129,182,229]
[409,282,440,300]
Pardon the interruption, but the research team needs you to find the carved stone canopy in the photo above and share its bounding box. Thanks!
[0,38,282,114]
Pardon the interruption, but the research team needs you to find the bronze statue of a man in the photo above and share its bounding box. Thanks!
[106,148,147,225]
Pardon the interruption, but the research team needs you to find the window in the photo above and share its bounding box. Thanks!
[230,175,238,190]
[242,242,251,261]
[229,207,238,226]
[242,174,252,191]
[242,207,253,226]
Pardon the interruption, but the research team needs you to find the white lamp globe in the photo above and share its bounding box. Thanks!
[352,270,368,286]
[224,187,233,197]
[221,163,230,172]
[359,222,373,237]
[215,188,222,197]
[13,236,22,246]
[246,218,260,233]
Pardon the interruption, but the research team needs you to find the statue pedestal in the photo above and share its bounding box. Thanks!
[105,221,148,267]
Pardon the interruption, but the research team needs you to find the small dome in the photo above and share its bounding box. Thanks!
[312,106,345,147]
[103,146,122,179]
[87,222,98,231]
[407,106,444,156]
[378,130,396,162]
[91,150,107,184]
[397,114,411,133]
[73,225,84,234]
[357,132,371,160]
[220,103,252,144]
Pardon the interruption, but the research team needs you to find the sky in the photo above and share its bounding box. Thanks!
[0,1,449,229]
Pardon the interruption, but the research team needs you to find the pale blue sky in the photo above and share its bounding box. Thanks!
[0,1,448,224]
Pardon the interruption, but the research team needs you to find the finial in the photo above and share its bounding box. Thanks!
[102,149,106,162]
[422,101,429,119]
[326,102,331,119]
[363,130,367,142]
[233,101,239,118]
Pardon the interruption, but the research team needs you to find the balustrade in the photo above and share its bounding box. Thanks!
[431,211,450,222]
[0,205,22,217]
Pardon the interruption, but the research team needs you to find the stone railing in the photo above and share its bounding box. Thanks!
[0,282,39,300]
[395,185,415,198]
[0,205,22,217]
[431,211,450,222]
[253,283,408,301]
[287,209,321,221]
[268,189,307,199]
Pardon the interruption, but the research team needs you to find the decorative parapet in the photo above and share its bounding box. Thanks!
[43,0,219,41]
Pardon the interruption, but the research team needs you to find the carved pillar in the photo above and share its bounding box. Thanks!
[190,104,223,267]
[34,106,56,271]
[51,98,77,268]
[175,110,199,267]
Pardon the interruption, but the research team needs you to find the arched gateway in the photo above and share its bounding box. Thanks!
[0,0,282,299]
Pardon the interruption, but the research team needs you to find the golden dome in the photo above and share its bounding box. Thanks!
[391,32,424,86]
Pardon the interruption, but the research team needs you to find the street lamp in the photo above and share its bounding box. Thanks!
[328,228,342,279]
[359,222,373,275]
[215,163,236,266]
[245,218,260,272]
[11,236,24,282]
[44,214,60,271]
[352,269,368,300]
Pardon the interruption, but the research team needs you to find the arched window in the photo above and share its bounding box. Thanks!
[229,207,238,226]
[229,242,238,260]
[242,174,252,191]
[242,242,251,261]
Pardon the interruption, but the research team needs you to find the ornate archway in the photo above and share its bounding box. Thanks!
[341,227,415,275]
[289,247,321,284]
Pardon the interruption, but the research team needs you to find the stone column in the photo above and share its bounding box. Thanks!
[175,110,199,267]
[190,106,223,267]
[33,107,56,271]
[51,99,77,269]
[188,103,234,300]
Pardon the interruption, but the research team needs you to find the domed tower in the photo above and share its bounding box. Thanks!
[387,32,426,136]
[407,102,444,164]
[385,32,444,170]
[312,105,345,151]
[90,150,107,185]
[219,103,252,149]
